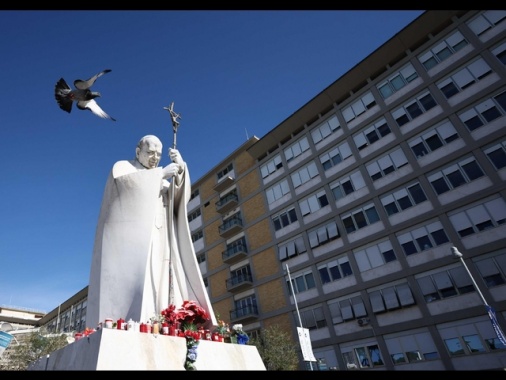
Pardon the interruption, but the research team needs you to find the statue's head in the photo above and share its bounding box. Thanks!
[136,135,162,169]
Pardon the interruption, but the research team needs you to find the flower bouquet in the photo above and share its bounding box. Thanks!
[161,300,210,370]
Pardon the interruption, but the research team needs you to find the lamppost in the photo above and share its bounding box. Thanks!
[451,246,506,345]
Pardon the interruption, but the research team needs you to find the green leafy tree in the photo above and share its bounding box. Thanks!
[250,324,299,370]
[2,329,69,371]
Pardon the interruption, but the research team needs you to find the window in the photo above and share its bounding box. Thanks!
[341,202,380,233]
[272,206,298,231]
[278,235,306,261]
[191,230,203,243]
[220,212,243,233]
[217,162,233,180]
[229,265,252,286]
[354,239,397,272]
[328,295,367,324]
[291,161,319,189]
[418,30,469,71]
[233,295,258,319]
[266,179,290,204]
[330,170,366,201]
[318,256,352,285]
[467,10,506,37]
[188,208,201,222]
[319,140,353,171]
[448,197,506,238]
[484,140,506,170]
[369,282,415,313]
[408,119,459,158]
[492,40,506,65]
[392,91,438,127]
[458,91,506,132]
[342,91,376,123]
[190,189,199,201]
[308,220,340,249]
[260,153,283,179]
[444,335,485,356]
[224,236,247,258]
[287,270,316,295]
[300,306,327,330]
[284,136,310,163]
[311,114,341,144]
[197,253,205,264]
[216,189,238,210]
[440,317,506,357]
[299,189,329,216]
[380,182,427,216]
[342,344,384,369]
[366,148,408,181]
[353,117,392,150]
[377,63,418,98]
[437,57,493,99]
[385,330,440,365]
[417,266,475,302]
[475,252,506,288]
[427,155,485,195]
[397,220,449,256]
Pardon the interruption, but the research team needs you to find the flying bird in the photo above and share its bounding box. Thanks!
[54,69,116,121]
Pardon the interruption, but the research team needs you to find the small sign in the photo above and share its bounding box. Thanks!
[297,327,316,362]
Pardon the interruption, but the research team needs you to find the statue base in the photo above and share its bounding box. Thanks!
[27,328,266,370]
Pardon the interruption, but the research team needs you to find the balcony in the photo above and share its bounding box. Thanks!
[213,175,235,193]
[222,243,248,264]
[219,216,243,238]
[226,273,253,292]
[215,192,238,214]
[229,304,259,324]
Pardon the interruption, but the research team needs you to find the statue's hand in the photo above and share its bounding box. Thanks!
[162,163,180,179]
[169,148,184,168]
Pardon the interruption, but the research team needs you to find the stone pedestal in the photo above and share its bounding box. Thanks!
[27,328,266,371]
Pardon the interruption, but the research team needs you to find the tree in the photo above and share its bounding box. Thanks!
[250,324,300,370]
[2,329,69,371]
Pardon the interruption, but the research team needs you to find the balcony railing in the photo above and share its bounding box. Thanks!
[226,273,253,292]
[230,304,259,324]
[215,192,239,214]
[222,243,248,264]
[218,216,243,238]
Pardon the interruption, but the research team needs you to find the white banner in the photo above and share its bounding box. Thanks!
[297,327,316,362]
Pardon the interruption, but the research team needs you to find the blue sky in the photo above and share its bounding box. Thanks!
[0,10,423,313]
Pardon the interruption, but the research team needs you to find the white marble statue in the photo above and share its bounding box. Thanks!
[86,135,216,329]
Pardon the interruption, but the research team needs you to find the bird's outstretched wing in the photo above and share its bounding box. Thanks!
[54,78,73,113]
[74,69,112,90]
[77,99,116,121]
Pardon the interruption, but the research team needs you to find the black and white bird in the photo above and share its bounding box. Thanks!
[54,69,116,121]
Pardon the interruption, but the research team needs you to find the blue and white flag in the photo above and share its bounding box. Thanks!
[485,305,506,345]
[0,331,13,358]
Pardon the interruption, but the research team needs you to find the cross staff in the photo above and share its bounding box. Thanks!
[162,101,182,307]
[164,102,182,149]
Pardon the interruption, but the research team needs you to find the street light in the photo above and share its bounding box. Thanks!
[451,247,489,305]
[451,246,506,345]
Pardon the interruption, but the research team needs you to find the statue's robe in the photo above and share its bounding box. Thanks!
[86,160,216,329]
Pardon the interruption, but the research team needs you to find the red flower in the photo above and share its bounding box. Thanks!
[161,304,178,326]
[161,300,210,341]
[178,300,209,325]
